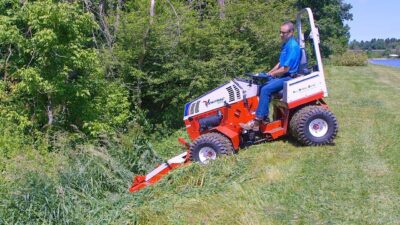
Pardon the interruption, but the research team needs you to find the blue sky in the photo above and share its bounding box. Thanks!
[345,0,400,41]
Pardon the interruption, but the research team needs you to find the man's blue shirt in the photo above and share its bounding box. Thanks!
[279,37,301,75]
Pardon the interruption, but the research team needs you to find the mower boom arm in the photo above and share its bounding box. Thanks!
[129,139,190,192]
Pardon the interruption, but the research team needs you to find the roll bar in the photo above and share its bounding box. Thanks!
[296,8,324,75]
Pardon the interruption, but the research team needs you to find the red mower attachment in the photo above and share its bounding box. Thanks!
[129,138,191,193]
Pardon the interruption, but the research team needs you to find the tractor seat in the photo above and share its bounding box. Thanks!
[297,48,311,76]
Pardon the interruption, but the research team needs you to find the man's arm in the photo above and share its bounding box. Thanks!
[268,63,290,78]
[268,63,280,74]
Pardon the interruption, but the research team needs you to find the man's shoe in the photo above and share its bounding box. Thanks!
[240,119,260,131]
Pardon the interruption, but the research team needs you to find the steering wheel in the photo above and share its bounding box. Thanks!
[244,72,272,85]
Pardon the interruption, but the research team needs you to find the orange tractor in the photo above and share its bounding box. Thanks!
[130,8,338,192]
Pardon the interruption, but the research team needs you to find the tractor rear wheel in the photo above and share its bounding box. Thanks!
[190,133,233,164]
[290,105,338,146]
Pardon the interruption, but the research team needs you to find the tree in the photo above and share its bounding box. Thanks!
[0,0,130,135]
[218,0,225,19]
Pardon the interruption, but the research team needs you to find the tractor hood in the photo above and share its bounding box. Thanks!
[183,78,258,120]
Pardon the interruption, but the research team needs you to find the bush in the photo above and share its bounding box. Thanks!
[329,51,368,66]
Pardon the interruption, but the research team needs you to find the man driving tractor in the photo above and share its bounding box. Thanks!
[240,21,301,131]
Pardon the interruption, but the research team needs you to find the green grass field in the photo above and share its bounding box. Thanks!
[123,64,400,224]
[2,64,400,224]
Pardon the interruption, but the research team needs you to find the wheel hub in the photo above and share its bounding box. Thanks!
[309,118,328,137]
[198,147,217,164]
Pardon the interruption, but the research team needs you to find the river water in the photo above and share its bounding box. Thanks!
[369,59,400,68]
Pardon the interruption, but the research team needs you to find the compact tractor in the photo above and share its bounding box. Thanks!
[130,8,338,192]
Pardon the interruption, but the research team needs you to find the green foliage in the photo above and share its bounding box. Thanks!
[0,116,26,160]
[365,50,386,59]
[329,51,368,66]
[0,0,131,135]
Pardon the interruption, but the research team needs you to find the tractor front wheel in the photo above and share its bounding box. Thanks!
[290,105,338,146]
[190,133,233,164]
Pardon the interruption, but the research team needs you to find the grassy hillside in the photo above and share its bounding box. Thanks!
[2,64,400,224]
[127,64,400,224]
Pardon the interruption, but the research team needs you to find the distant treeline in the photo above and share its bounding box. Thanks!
[349,38,400,51]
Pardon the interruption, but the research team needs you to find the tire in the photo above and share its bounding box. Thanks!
[190,133,233,164]
[290,105,338,146]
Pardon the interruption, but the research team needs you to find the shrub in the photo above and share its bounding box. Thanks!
[329,51,368,66]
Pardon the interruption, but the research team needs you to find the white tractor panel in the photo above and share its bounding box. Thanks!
[283,72,328,104]
[183,79,258,120]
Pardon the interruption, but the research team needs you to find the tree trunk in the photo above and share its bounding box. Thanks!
[166,0,181,39]
[150,0,156,24]
[45,95,53,128]
[113,0,123,35]
[98,0,113,48]
[218,0,225,19]
[3,45,12,81]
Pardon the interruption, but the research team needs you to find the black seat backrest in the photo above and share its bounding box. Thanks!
[297,48,310,75]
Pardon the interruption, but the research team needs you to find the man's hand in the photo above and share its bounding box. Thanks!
[255,72,272,78]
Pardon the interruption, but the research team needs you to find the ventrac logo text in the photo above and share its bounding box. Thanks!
[203,97,225,107]
[292,83,318,94]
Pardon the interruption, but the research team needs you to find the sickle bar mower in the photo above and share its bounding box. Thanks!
[129,8,338,193]
[129,138,191,192]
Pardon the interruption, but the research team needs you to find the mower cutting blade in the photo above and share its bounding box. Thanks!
[129,151,189,192]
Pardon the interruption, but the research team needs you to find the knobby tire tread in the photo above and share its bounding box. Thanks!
[289,105,338,146]
[189,132,233,162]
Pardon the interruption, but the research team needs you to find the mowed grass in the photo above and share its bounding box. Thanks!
[118,64,400,224]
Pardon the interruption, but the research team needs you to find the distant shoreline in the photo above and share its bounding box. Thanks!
[369,58,400,60]
[368,58,400,68]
